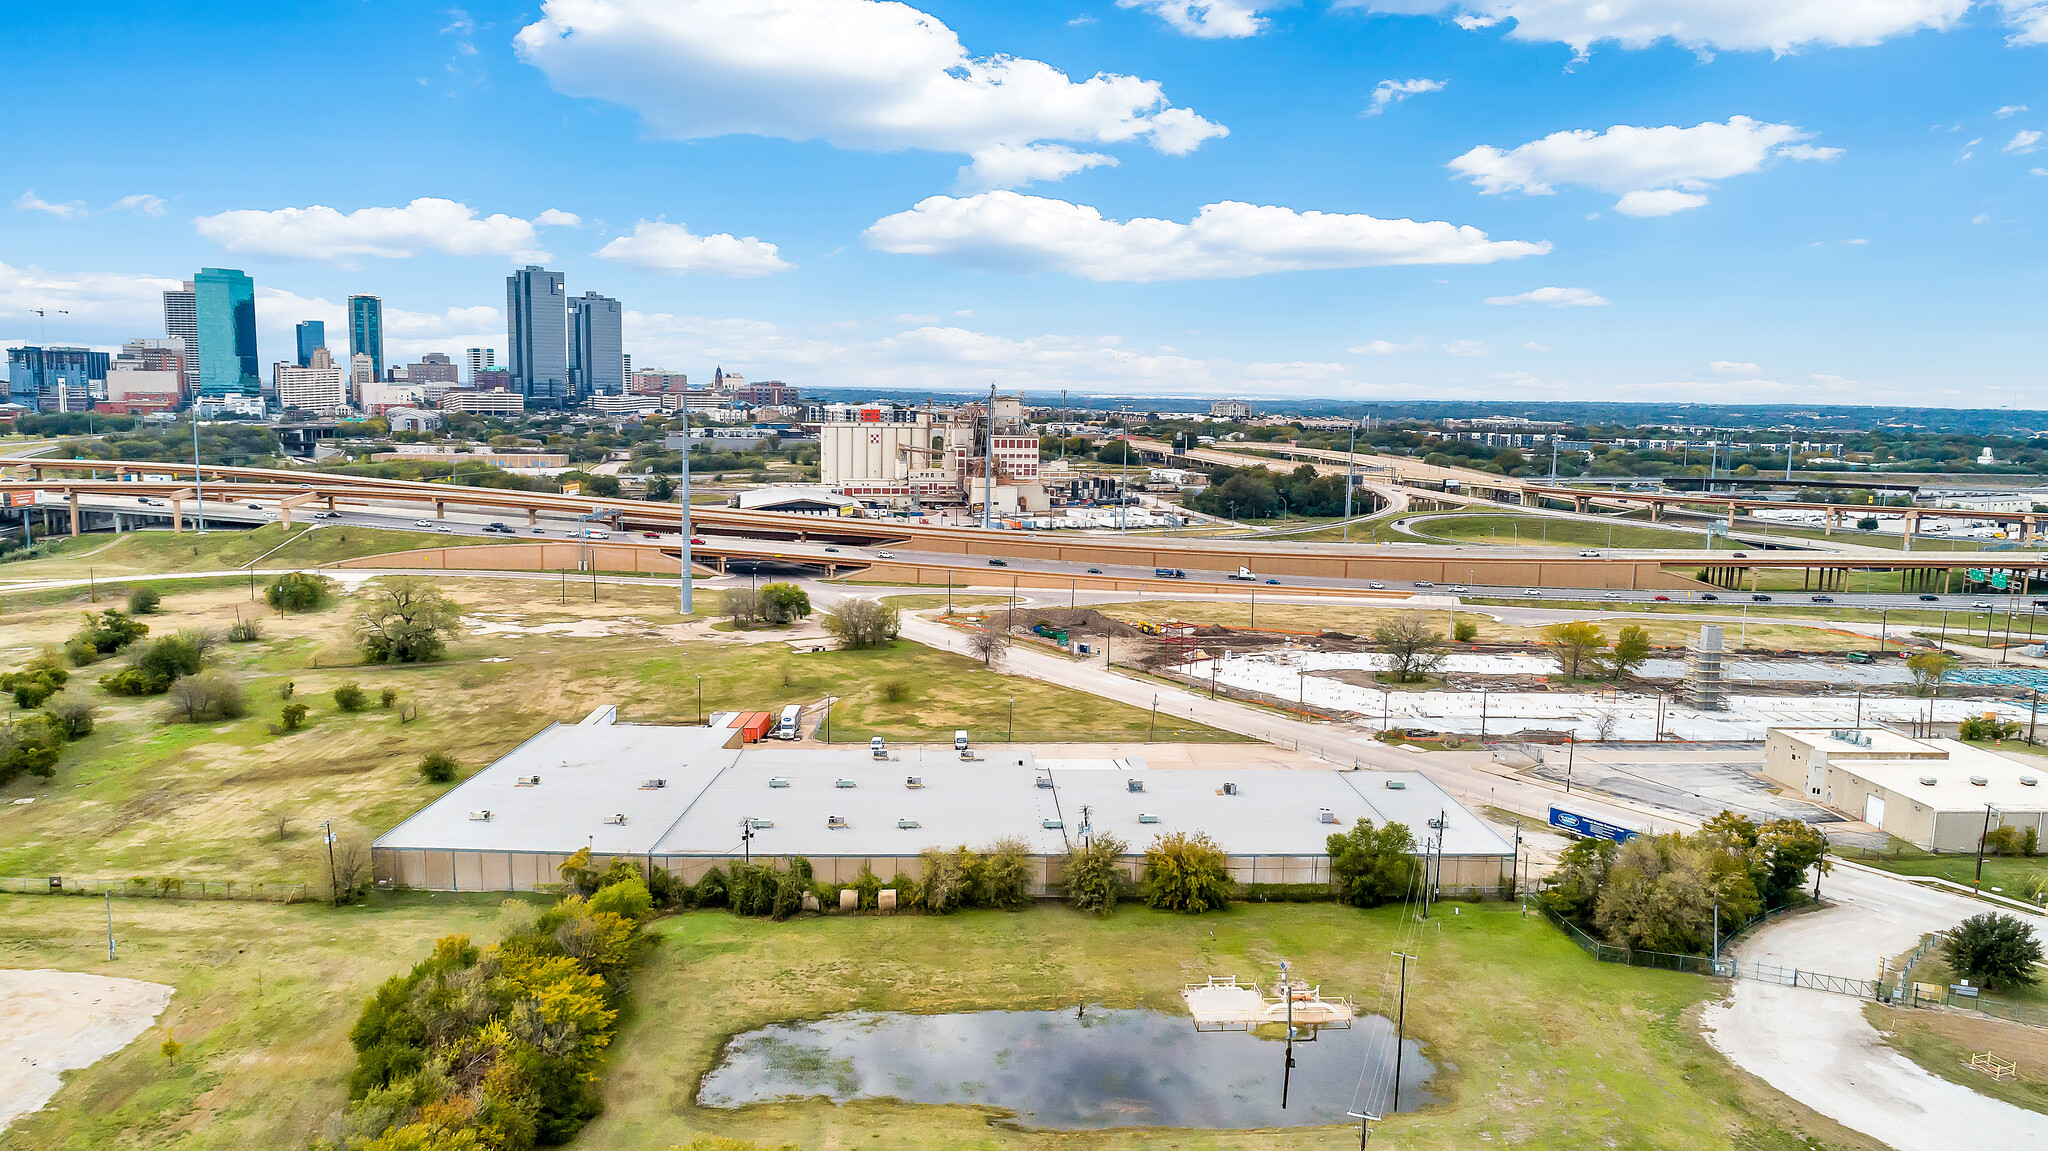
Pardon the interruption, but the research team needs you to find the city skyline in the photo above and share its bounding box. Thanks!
[1,0,2043,405]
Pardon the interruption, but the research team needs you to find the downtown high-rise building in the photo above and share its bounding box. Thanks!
[162,281,196,389]
[567,291,624,397]
[505,265,567,405]
[295,320,326,368]
[193,267,259,397]
[347,295,384,380]
[466,346,495,383]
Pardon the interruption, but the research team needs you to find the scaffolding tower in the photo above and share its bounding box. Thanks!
[1683,624,1729,711]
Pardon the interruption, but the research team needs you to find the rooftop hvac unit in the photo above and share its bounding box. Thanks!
[1971,776,1990,786]
[1138,813,1161,824]
[1221,782,1239,796]
[1036,776,1053,789]
[468,810,493,821]
[836,778,857,788]
[768,777,790,788]
[905,776,924,789]
[1919,776,1938,786]
[1385,779,1407,789]
[1126,778,1145,793]
[604,813,628,825]
[827,815,848,829]
[749,818,775,829]
[640,778,667,790]
[1318,808,1338,824]
[1043,818,1064,829]
[897,818,920,829]
[515,775,541,787]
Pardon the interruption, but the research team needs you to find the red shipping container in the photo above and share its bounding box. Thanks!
[741,712,773,743]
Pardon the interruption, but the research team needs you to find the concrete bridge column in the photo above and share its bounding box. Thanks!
[67,491,79,536]
[170,497,183,533]
[1903,511,1918,546]
[1649,502,1663,522]
[1520,490,1537,508]
[1726,504,1737,531]
[434,500,446,519]
[1574,497,1589,514]
[527,507,537,527]
[1824,508,1836,535]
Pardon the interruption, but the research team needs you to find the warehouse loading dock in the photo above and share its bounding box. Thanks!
[372,709,1513,894]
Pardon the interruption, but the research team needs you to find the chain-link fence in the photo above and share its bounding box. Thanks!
[809,724,1246,745]
[1,875,313,902]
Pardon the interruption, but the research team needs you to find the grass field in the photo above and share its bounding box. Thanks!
[1399,513,1740,551]
[0,524,491,583]
[1093,599,1880,651]
[1840,848,2048,899]
[0,577,1219,883]
[1,898,1876,1150]
[1866,1003,2048,1114]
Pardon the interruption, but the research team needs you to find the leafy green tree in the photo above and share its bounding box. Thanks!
[1063,834,1128,915]
[977,837,1034,910]
[1142,831,1234,913]
[2,652,69,709]
[265,571,336,613]
[1907,650,1959,697]
[353,578,461,663]
[822,597,900,650]
[1327,818,1419,908]
[43,689,95,739]
[1096,439,1140,466]
[0,714,65,785]
[1602,624,1653,681]
[1373,615,1445,683]
[1944,912,2044,989]
[1540,837,1617,922]
[1753,818,1829,904]
[758,582,812,625]
[643,474,675,501]
[1542,620,1608,679]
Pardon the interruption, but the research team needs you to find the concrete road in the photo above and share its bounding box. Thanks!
[1701,862,2048,1149]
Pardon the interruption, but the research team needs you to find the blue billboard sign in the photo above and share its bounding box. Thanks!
[1549,807,1640,844]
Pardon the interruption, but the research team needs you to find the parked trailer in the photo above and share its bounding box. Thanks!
[1548,806,1640,844]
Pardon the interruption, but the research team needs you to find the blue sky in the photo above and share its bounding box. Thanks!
[1,0,2043,404]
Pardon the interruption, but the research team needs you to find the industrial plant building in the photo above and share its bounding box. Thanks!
[1763,727,2048,851]
[372,708,1514,895]
[814,395,1050,515]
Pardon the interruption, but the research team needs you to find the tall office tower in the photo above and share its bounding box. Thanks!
[621,353,631,378]
[466,346,495,382]
[193,267,259,396]
[505,265,567,405]
[162,281,196,388]
[567,290,624,397]
[347,295,384,380]
[295,320,326,367]
[8,346,109,411]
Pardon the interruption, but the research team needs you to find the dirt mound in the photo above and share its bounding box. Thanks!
[1008,606,1148,638]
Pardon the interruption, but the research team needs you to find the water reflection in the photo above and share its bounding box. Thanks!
[699,1007,1436,1129]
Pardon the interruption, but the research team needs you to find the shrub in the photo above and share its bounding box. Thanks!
[1452,620,1478,643]
[279,679,295,700]
[1142,831,1234,913]
[226,618,263,643]
[418,751,459,783]
[165,672,247,723]
[43,690,96,739]
[881,680,911,703]
[1327,818,1419,908]
[73,609,148,655]
[379,686,397,709]
[0,714,66,786]
[692,866,730,909]
[978,837,1035,910]
[279,702,309,732]
[265,571,335,613]
[1064,834,1128,916]
[127,585,161,614]
[2,655,69,709]
[589,877,654,921]
[63,638,98,667]
[1960,715,2023,742]
[333,682,368,712]
[1944,912,2045,989]
[1984,825,2029,857]
[99,666,171,696]
[136,633,204,683]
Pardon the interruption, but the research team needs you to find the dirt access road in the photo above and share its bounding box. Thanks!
[0,968,173,1133]
[1701,864,2048,1149]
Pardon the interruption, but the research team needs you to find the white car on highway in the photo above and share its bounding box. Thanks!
[1523,588,1542,597]
[1447,584,1469,593]
[875,550,895,559]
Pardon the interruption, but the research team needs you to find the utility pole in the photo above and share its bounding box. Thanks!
[982,382,996,531]
[1279,959,1297,1109]
[1149,693,1158,742]
[696,675,704,724]
[1565,736,1575,792]
[1060,388,1068,462]
[679,431,693,614]
[740,817,754,865]
[1975,803,1996,893]
[322,820,339,907]
[1343,419,1357,543]
[1390,950,1414,1113]
[106,891,115,961]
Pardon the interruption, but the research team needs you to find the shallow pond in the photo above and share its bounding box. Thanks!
[698,1007,1437,1129]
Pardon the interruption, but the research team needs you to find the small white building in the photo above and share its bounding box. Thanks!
[1763,727,2048,851]
[1211,399,1253,420]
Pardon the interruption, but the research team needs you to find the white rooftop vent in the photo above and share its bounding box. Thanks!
[835,778,857,789]
[827,815,848,829]
[1221,782,1239,796]
[1971,776,1989,786]
[897,818,920,829]
[640,778,667,790]
[1127,778,1145,793]
[768,777,790,788]
[749,818,774,829]
[515,775,540,787]
[905,776,923,789]
[1035,776,1053,789]
[1919,776,1938,786]
[468,810,493,821]
[604,813,628,825]
[1385,779,1407,790]
[1043,818,1064,829]
[1138,813,1161,824]
[1318,808,1338,824]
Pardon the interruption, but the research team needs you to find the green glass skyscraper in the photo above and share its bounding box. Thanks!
[348,295,384,380]
[193,267,259,397]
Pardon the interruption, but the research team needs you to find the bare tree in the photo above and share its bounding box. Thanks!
[1372,615,1445,684]
[268,806,293,842]
[317,833,373,903]
[822,597,901,650]
[968,625,1009,668]
[721,585,761,626]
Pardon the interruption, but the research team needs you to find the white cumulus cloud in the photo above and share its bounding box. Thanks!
[534,208,584,227]
[1710,360,1759,373]
[2005,129,2043,154]
[192,198,580,264]
[1365,78,1446,116]
[1349,339,1423,353]
[863,191,1548,282]
[0,259,183,331]
[1117,0,1269,37]
[514,0,1226,190]
[1450,117,1836,215]
[958,144,1118,192]
[592,220,794,277]
[109,194,168,219]
[2004,1,2048,44]
[1483,286,1609,307]
[1343,0,1972,56]
[14,191,87,219]
[1996,104,2030,118]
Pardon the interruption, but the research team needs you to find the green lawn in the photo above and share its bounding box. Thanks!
[1840,847,2048,901]
[1400,513,1739,551]
[0,524,493,582]
[0,578,1232,883]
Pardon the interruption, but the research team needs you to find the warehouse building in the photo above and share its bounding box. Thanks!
[1763,727,2048,851]
[373,709,1514,894]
